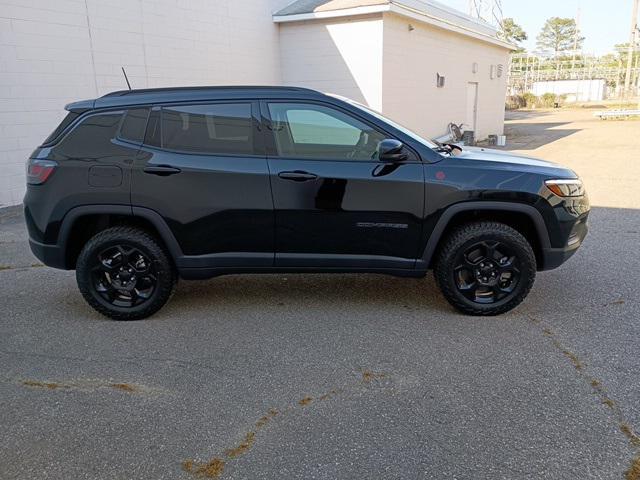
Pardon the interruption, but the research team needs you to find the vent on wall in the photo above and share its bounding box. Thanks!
[436,73,445,88]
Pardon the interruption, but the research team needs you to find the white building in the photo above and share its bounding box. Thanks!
[0,0,513,207]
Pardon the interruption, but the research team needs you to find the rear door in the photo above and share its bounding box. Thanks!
[262,100,424,269]
[131,101,274,266]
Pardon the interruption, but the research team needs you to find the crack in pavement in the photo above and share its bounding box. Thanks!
[182,370,386,479]
[0,263,44,271]
[528,315,640,479]
[19,378,156,394]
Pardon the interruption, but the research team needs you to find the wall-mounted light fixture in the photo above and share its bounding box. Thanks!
[472,62,478,74]
[408,24,415,31]
[436,73,445,88]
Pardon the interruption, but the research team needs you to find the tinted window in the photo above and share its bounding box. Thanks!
[161,104,253,155]
[267,103,385,161]
[144,108,161,147]
[119,108,149,144]
[42,111,81,145]
[53,112,123,159]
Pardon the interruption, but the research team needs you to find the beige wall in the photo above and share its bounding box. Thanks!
[279,12,510,141]
[382,12,510,140]
[279,15,384,110]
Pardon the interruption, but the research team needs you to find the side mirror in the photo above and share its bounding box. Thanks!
[378,139,408,162]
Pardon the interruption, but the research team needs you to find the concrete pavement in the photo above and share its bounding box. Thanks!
[1,109,639,479]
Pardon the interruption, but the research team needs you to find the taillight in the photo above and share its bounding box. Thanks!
[26,159,57,185]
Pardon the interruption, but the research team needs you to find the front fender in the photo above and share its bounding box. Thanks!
[419,201,551,268]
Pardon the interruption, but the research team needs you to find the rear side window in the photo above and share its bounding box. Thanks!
[42,111,81,145]
[119,108,149,144]
[160,103,253,155]
[52,112,123,159]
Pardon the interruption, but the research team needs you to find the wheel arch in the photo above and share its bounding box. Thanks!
[421,202,551,270]
[59,205,182,269]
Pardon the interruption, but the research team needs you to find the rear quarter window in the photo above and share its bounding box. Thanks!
[52,112,123,159]
[42,111,81,145]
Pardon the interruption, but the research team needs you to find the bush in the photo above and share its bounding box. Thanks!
[505,95,526,110]
[505,93,537,110]
[523,92,538,108]
[539,92,557,108]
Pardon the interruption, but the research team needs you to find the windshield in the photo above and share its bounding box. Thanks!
[328,94,438,149]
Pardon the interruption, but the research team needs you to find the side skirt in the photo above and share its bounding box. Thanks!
[179,266,428,280]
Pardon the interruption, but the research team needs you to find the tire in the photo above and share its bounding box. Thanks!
[76,227,176,320]
[434,221,536,316]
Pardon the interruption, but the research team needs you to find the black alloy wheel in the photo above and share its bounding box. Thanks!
[453,240,521,304]
[76,227,176,320]
[435,221,536,316]
[91,244,157,308]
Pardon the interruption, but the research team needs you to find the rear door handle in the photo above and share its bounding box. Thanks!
[143,165,181,176]
[278,171,318,182]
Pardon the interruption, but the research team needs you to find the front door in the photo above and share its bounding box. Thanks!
[131,101,274,266]
[262,101,424,269]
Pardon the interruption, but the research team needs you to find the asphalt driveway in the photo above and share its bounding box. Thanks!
[1,109,639,479]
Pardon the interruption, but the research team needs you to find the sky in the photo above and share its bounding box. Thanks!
[446,0,636,54]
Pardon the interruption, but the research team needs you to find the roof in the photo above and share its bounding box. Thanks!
[67,86,326,110]
[274,0,515,50]
[276,0,388,15]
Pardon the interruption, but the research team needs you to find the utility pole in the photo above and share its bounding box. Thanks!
[571,6,581,76]
[623,0,639,97]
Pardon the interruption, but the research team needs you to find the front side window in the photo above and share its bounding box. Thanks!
[161,103,253,155]
[267,103,386,161]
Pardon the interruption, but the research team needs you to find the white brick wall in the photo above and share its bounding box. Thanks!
[0,0,290,206]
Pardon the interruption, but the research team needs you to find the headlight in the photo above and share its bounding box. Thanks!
[545,179,585,197]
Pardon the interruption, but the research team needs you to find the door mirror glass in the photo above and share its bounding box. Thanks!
[378,139,408,162]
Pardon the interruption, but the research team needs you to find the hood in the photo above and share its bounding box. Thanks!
[451,146,577,177]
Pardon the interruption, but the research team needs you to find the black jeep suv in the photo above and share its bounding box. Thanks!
[24,86,589,320]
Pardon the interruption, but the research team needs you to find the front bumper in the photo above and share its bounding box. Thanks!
[539,214,588,270]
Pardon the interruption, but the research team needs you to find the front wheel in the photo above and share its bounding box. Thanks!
[434,222,536,316]
[76,227,176,320]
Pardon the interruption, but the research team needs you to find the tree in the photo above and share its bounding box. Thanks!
[536,17,584,56]
[614,43,640,68]
[499,18,528,50]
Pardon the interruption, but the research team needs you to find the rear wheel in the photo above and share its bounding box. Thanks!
[434,221,536,316]
[76,227,176,320]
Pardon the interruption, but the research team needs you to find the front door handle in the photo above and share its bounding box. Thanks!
[278,171,318,182]
[143,165,181,176]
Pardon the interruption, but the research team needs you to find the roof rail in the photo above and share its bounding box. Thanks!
[100,85,317,98]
